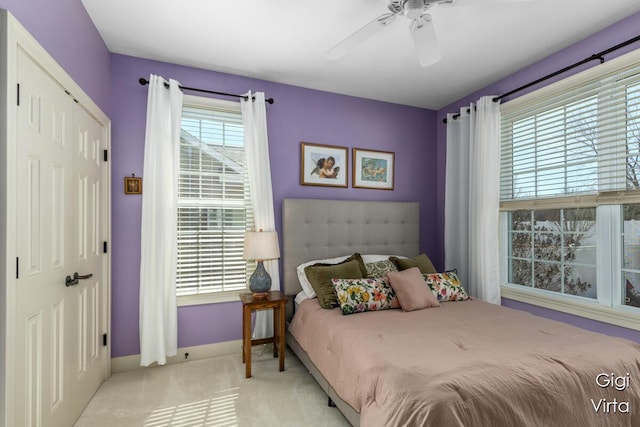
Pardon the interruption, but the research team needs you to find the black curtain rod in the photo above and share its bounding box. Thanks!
[443,34,640,124]
[138,78,274,104]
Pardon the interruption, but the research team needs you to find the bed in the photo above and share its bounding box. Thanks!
[282,198,640,426]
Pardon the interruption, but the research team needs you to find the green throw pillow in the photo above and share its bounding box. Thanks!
[304,253,367,281]
[304,259,364,309]
[389,253,437,274]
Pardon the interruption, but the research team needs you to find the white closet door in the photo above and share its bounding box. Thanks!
[15,47,107,427]
[69,104,107,418]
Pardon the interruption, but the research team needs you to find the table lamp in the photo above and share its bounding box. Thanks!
[243,229,280,297]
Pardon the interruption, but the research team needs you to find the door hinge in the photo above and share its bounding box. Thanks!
[103,241,108,254]
[16,257,19,279]
[102,333,108,347]
[16,83,20,106]
[103,149,108,162]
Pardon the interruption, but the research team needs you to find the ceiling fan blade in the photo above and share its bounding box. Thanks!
[410,15,440,67]
[326,13,397,60]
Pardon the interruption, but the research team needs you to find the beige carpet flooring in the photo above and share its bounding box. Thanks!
[75,346,350,427]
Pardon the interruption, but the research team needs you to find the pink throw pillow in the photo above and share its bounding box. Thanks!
[386,267,440,312]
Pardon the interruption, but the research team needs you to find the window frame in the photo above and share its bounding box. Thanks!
[505,208,599,298]
[499,48,640,331]
[177,95,253,307]
[500,207,640,330]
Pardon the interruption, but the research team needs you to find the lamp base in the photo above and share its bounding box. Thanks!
[251,292,269,299]
[249,261,272,297]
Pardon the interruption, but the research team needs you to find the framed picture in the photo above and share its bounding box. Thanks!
[300,142,348,188]
[352,148,395,190]
[124,176,142,194]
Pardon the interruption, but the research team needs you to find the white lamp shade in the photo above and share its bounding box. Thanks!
[243,230,280,261]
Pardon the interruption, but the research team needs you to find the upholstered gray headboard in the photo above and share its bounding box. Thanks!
[282,198,420,296]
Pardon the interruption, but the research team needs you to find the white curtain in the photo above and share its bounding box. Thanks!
[444,96,501,304]
[139,74,183,366]
[444,110,471,291]
[241,91,279,339]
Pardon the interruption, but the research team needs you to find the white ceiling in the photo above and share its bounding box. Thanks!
[81,0,640,110]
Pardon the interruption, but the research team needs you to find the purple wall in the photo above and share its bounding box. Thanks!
[110,54,437,357]
[436,12,640,342]
[0,0,111,114]
[8,0,637,355]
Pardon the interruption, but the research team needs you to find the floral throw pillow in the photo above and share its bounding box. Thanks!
[331,277,397,315]
[365,260,399,278]
[422,271,470,302]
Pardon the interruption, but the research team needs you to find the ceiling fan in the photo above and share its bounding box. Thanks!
[327,0,527,67]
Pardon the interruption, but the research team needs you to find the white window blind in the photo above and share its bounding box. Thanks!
[500,57,640,208]
[177,101,254,297]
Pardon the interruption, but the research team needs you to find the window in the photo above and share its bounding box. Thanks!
[623,204,640,308]
[500,49,640,329]
[176,96,254,303]
[507,208,597,299]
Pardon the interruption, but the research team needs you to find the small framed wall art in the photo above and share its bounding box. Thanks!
[124,174,142,194]
[352,148,395,190]
[300,142,348,188]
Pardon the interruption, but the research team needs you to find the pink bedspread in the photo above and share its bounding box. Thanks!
[289,298,640,426]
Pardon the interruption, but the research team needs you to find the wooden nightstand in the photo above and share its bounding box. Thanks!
[239,290,288,378]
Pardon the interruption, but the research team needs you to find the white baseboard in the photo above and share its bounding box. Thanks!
[111,339,243,373]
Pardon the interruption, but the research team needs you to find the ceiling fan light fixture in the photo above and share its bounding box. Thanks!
[404,0,429,19]
[410,14,431,31]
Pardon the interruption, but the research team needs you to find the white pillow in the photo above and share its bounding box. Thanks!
[294,290,309,307]
[296,254,408,298]
[362,254,407,263]
[296,254,352,298]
